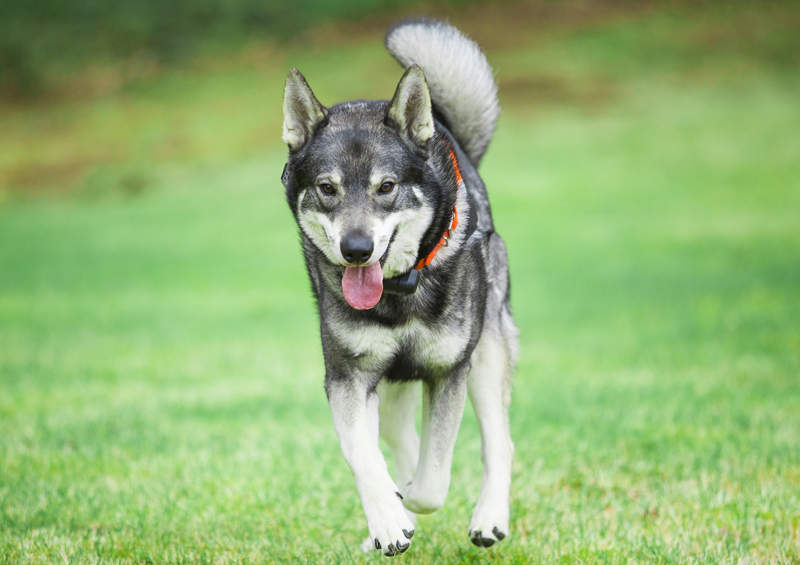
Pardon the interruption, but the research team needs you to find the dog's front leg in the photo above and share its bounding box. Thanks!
[326,375,415,556]
[401,368,468,514]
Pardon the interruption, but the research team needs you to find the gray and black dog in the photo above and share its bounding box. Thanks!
[280,19,518,556]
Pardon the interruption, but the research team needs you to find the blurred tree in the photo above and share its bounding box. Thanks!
[0,0,472,97]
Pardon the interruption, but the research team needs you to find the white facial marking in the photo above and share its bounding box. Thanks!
[372,180,471,277]
[370,171,396,189]
[372,188,433,278]
[317,170,343,186]
[297,190,345,264]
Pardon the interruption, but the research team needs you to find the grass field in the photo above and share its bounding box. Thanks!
[2,2,800,563]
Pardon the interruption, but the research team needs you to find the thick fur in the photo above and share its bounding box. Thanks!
[386,19,500,166]
[281,19,518,556]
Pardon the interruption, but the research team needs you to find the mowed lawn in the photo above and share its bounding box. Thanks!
[2,3,800,563]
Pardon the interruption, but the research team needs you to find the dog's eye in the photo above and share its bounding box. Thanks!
[378,181,395,194]
[318,183,336,195]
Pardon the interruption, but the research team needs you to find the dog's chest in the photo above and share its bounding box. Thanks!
[329,317,470,374]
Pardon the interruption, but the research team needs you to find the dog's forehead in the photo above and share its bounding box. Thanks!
[326,100,387,131]
[306,102,415,178]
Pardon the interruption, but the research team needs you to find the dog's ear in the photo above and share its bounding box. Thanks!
[282,68,327,152]
[386,65,434,149]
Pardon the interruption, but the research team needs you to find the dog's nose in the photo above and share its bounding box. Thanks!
[340,231,374,264]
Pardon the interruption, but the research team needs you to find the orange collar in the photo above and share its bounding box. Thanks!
[415,148,463,270]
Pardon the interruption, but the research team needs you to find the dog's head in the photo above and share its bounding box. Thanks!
[281,66,447,310]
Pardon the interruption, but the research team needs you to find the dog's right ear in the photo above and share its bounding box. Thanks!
[282,68,327,152]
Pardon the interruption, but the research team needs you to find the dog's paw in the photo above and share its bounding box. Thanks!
[468,526,506,548]
[361,527,415,557]
[362,490,415,556]
[401,481,446,514]
[468,497,509,548]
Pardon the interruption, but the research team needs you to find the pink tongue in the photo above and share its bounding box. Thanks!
[342,262,384,310]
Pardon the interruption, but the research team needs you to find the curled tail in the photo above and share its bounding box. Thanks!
[385,19,500,166]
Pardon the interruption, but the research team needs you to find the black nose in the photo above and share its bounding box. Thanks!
[340,231,374,264]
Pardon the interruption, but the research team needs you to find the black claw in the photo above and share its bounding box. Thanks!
[395,491,403,500]
[384,543,397,557]
[403,528,414,539]
[492,527,506,541]
[470,531,483,547]
[375,538,381,550]
[397,542,409,553]
[470,529,497,548]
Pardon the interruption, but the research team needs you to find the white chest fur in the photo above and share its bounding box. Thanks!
[327,317,470,369]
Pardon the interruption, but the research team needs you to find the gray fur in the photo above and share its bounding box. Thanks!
[282,68,327,151]
[280,20,516,555]
[386,19,500,166]
[387,65,435,149]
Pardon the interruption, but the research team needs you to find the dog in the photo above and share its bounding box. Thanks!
[280,19,518,556]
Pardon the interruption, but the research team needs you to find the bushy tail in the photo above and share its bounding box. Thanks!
[385,19,500,166]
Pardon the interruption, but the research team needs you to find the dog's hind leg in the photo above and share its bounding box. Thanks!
[466,329,515,547]
[327,376,415,556]
[377,380,421,492]
[361,380,420,552]
[401,369,468,514]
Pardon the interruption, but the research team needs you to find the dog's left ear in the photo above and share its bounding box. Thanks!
[386,65,434,149]
[283,68,327,152]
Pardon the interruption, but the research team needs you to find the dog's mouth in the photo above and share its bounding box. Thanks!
[340,231,396,311]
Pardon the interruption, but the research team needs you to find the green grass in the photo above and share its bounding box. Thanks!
[2,2,800,562]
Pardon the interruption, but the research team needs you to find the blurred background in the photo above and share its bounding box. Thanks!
[1,0,799,562]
